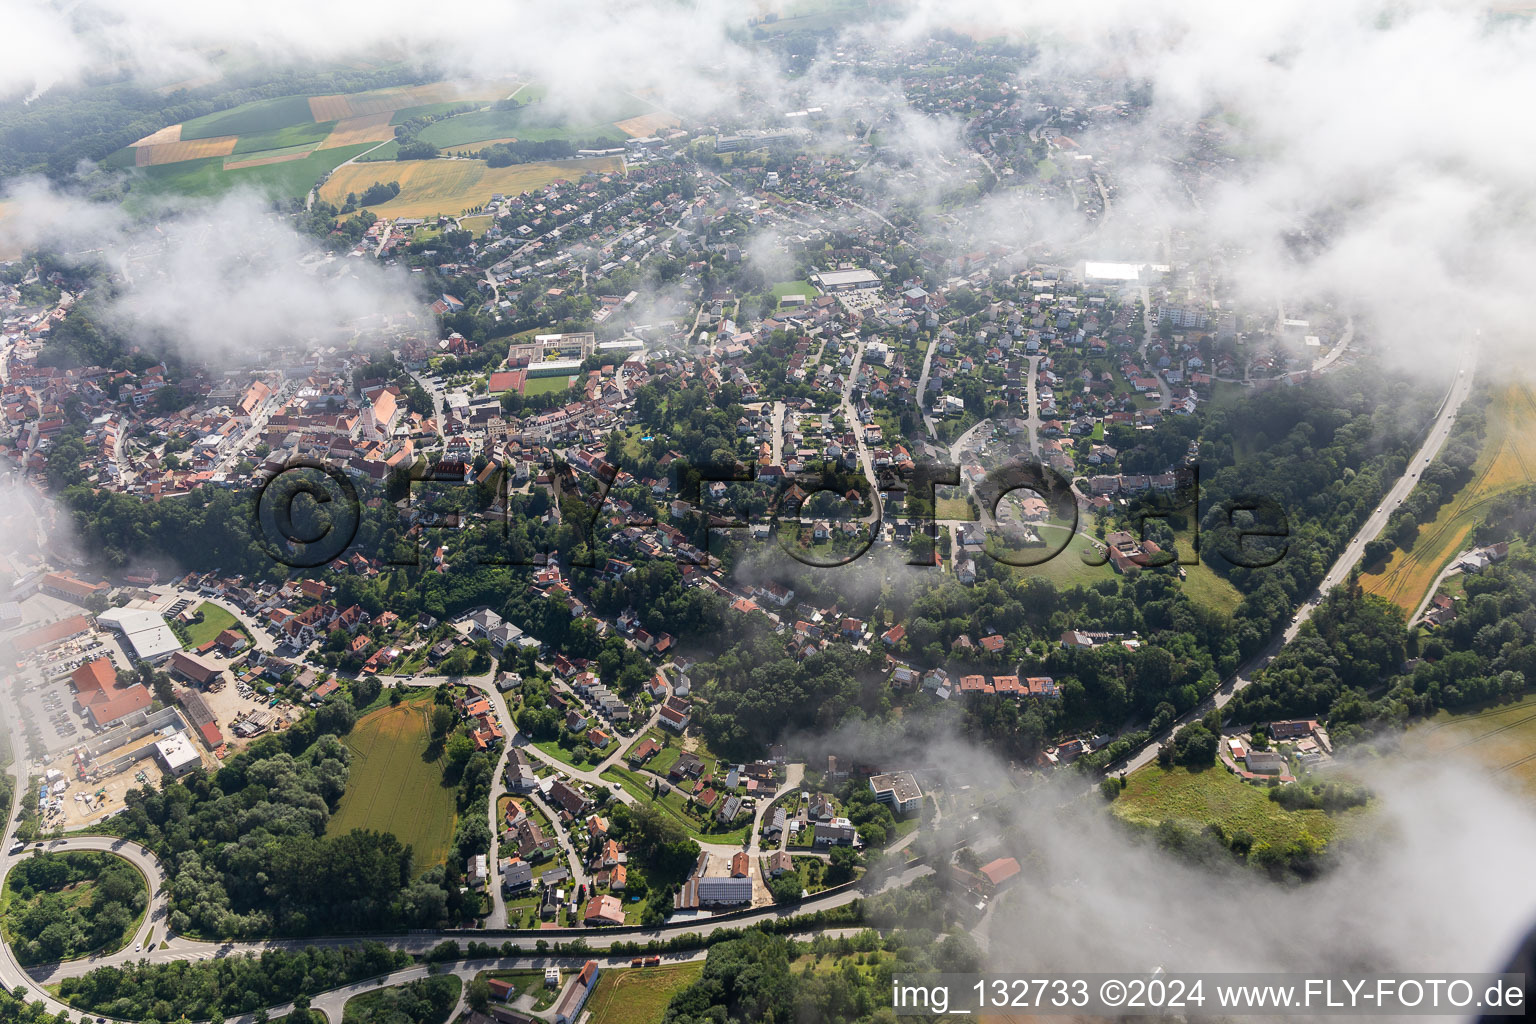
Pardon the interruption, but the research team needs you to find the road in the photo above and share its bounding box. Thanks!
[305,137,397,212]
[1116,343,1479,774]
[915,340,939,438]
[212,381,290,476]
[408,369,446,439]
[1409,560,1463,628]
[1311,317,1355,373]
[1137,285,1173,410]
[1,654,919,1024]
[836,340,883,506]
[769,401,786,465]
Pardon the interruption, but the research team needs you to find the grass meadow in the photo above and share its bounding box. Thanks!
[587,963,704,1024]
[1111,763,1364,853]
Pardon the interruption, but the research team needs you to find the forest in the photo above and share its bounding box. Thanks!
[103,727,460,938]
[340,975,460,1024]
[1,852,148,965]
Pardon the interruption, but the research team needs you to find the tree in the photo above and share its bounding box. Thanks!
[351,676,382,709]
[468,977,492,1013]
[768,873,802,903]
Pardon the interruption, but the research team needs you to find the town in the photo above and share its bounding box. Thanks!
[2,5,1534,1024]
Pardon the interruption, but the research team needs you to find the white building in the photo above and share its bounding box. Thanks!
[154,733,202,777]
[96,607,181,663]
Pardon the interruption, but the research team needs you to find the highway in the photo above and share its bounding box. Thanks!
[1117,343,1479,774]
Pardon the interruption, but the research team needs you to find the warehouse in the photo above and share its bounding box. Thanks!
[810,268,881,292]
[95,607,180,663]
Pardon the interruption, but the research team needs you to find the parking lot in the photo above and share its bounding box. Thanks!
[7,594,137,759]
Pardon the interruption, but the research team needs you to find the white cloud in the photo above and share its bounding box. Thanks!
[0,179,424,364]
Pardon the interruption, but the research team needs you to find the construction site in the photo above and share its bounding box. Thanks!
[32,706,206,829]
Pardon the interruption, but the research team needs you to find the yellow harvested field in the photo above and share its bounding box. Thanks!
[308,79,521,122]
[1364,381,1536,613]
[223,150,314,170]
[615,111,681,138]
[130,123,183,147]
[319,112,398,150]
[135,136,238,166]
[1413,695,1536,797]
[319,157,623,220]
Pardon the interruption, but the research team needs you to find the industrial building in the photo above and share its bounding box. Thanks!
[95,606,180,662]
[810,268,881,292]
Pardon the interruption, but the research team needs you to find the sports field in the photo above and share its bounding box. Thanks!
[523,374,576,397]
[587,963,704,1024]
[1412,694,1536,796]
[319,157,622,219]
[327,696,459,875]
[1363,381,1536,614]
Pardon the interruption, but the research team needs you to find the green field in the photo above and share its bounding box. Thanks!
[181,602,241,648]
[1112,764,1364,854]
[415,95,648,149]
[327,696,459,875]
[225,142,321,165]
[179,95,319,140]
[354,140,401,162]
[600,766,752,845]
[126,142,373,204]
[587,963,704,1024]
[532,737,600,769]
[230,122,336,155]
[770,279,821,305]
[1170,528,1245,614]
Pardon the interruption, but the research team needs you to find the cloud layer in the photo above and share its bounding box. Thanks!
[1,181,424,364]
